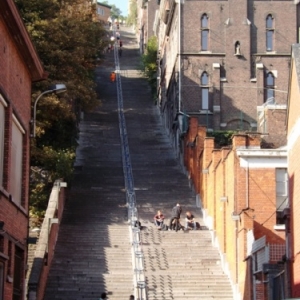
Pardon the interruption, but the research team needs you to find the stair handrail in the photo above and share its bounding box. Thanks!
[113,40,148,300]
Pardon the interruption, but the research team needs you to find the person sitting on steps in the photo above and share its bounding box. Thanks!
[153,210,165,229]
[185,211,197,230]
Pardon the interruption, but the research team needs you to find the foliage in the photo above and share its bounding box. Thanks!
[206,130,237,148]
[101,1,123,19]
[127,0,137,26]
[110,4,122,19]
[15,0,107,218]
[30,147,75,217]
[141,36,158,99]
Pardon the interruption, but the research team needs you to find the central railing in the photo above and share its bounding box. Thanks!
[113,36,147,300]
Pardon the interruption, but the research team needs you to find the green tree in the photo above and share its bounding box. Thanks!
[127,0,137,26]
[110,4,122,19]
[15,0,108,219]
[141,36,158,99]
[101,1,123,19]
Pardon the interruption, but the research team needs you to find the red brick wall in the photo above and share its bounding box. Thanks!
[0,8,34,300]
[184,118,286,299]
[147,0,158,40]
[179,0,295,133]
[95,4,111,24]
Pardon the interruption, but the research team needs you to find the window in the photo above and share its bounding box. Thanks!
[13,247,24,300]
[97,7,104,15]
[201,14,209,51]
[266,14,274,51]
[265,72,275,103]
[276,168,288,225]
[201,72,209,110]
[0,96,6,187]
[10,117,24,205]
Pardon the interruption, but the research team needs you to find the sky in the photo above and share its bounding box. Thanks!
[107,0,129,16]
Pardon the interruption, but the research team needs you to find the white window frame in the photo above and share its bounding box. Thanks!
[276,168,288,211]
[10,115,24,205]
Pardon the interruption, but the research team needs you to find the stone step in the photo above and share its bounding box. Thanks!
[42,26,234,300]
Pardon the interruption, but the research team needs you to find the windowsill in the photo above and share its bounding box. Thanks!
[199,110,213,115]
[0,186,9,199]
[253,52,290,56]
[183,52,226,56]
[274,224,285,231]
[0,252,9,260]
[250,78,257,82]
[220,78,227,82]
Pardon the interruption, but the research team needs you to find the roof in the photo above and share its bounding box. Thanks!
[97,2,112,9]
[0,0,47,82]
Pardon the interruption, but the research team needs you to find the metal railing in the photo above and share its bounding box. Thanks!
[113,37,148,300]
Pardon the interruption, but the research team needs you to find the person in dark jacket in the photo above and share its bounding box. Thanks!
[99,292,108,300]
[169,203,182,231]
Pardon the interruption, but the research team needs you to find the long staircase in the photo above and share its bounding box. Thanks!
[43,25,234,300]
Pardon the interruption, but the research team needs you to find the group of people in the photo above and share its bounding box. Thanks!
[153,203,199,232]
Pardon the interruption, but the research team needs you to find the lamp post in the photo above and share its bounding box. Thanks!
[32,84,67,138]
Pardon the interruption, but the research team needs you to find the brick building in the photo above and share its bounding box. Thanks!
[0,0,45,299]
[94,2,111,24]
[153,0,297,157]
[184,117,288,300]
[287,44,300,298]
[137,1,300,298]
[138,0,159,51]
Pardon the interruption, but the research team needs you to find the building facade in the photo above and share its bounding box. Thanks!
[155,0,297,155]
[184,118,289,300]
[138,0,159,51]
[94,2,111,24]
[0,0,45,299]
[137,1,300,298]
[287,44,300,298]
